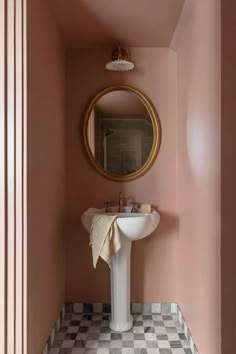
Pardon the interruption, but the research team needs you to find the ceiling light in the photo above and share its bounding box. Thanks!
[106,46,134,72]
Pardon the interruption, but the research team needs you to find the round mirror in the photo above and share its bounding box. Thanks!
[83,85,161,181]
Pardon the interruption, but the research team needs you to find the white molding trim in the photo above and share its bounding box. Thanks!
[0,1,7,351]
[0,0,27,353]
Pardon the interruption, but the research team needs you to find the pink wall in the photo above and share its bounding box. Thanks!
[221,2,236,353]
[171,1,221,353]
[27,0,67,353]
[66,48,179,303]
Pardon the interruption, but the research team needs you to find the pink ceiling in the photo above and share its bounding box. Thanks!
[48,0,185,48]
[95,91,149,119]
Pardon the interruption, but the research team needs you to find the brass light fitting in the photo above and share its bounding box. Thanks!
[106,45,134,72]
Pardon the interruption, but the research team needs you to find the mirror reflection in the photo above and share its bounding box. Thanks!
[87,91,154,176]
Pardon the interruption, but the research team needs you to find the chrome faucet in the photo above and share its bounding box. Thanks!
[118,192,123,212]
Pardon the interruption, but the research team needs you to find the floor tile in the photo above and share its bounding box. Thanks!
[50,311,192,354]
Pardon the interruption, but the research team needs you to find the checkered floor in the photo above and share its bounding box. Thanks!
[49,312,192,354]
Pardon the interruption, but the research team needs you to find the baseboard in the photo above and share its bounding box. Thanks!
[42,302,199,354]
[64,302,178,315]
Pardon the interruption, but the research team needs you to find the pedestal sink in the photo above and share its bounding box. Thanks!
[81,206,160,332]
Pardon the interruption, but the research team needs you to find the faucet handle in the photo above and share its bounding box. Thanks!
[130,202,137,213]
[104,201,111,213]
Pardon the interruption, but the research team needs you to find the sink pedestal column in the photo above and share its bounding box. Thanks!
[110,235,133,332]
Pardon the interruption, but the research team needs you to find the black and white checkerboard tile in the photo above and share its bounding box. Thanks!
[49,311,192,354]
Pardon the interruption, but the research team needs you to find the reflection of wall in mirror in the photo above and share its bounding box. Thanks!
[87,109,95,155]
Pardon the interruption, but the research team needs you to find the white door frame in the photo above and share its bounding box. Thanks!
[0,0,27,353]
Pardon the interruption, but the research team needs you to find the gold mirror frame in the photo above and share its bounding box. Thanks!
[83,85,162,182]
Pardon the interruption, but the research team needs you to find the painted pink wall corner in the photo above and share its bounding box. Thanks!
[27,0,67,353]
[221,1,236,353]
[171,0,221,353]
[66,48,179,303]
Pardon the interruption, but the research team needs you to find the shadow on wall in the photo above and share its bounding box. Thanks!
[153,209,179,237]
[131,209,179,302]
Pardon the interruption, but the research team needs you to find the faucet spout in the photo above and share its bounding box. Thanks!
[118,192,123,212]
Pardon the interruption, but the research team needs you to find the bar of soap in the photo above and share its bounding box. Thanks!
[140,203,152,213]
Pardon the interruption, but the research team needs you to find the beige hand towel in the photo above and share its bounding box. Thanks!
[89,214,121,268]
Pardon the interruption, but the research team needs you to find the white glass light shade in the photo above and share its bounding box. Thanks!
[106,59,134,71]
[106,46,134,72]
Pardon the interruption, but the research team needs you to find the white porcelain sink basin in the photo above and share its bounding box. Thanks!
[81,206,160,332]
[81,206,160,241]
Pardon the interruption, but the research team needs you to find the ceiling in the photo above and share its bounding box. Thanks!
[95,91,149,119]
[48,0,185,48]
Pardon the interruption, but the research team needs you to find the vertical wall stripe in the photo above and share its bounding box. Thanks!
[0,0,27,353]
[23,0,27,352]
[7,0,16,352]
[15,0,24,351]
[0,1,7,353]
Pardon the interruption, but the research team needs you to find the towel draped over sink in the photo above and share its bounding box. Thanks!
[89,213,121,268]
